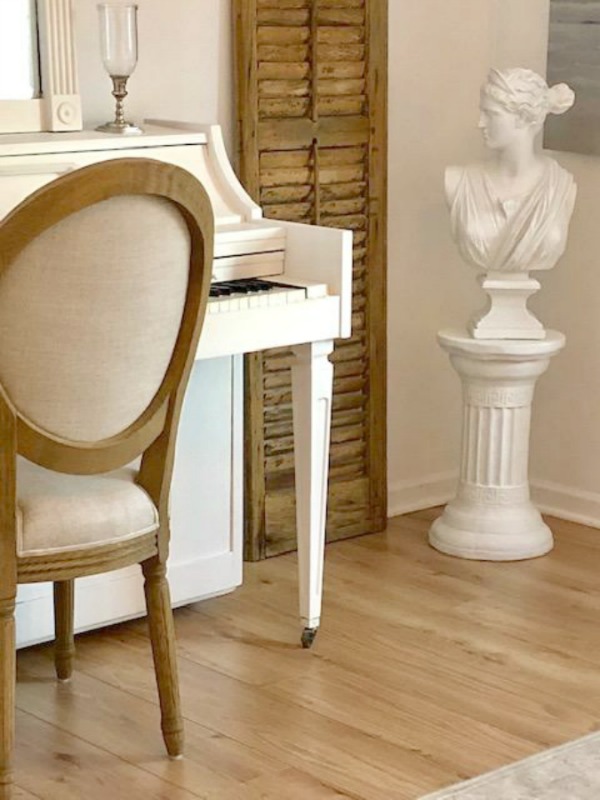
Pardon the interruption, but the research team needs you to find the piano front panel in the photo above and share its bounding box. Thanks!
[198,295,341,360]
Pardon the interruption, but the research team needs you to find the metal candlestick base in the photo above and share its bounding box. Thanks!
[96,75,143,135]
[96,120,143,135]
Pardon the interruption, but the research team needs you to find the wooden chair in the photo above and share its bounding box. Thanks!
[0,158,214,796]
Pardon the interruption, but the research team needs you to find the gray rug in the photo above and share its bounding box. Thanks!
[419,731,600,799]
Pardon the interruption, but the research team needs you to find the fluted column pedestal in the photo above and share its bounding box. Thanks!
[429,329,565,561]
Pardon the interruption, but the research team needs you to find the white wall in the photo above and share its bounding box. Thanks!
[388,0,600,527]
[72,0,232,145]
[387,0,498,513]
[530,152,600,524]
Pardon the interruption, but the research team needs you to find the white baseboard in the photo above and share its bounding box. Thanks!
[387,471,457,518]
[387,471,600,532]
[531,480,600,530]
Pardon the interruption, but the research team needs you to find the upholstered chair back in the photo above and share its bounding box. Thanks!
[0,158,214,473]
[0,195,190,442]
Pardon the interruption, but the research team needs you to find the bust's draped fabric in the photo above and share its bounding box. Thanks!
[449,159,576,273]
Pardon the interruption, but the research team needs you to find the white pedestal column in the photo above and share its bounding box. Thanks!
[429,329,565,561]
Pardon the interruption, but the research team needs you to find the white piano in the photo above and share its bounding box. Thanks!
[0,122,352,649]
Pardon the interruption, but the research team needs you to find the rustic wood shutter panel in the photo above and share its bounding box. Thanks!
[235,0,387,559]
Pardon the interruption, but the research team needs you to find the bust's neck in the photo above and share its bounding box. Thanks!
[486,138,544,200]
[492,136,538,177]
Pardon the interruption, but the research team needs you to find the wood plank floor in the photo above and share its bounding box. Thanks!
[12,508,600,799]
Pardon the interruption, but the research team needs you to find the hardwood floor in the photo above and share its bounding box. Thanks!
[12,509,600,799]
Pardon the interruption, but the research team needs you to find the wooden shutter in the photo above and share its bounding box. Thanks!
[235,0,387,559]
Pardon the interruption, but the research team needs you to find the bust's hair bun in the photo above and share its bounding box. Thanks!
[548,83,575,115]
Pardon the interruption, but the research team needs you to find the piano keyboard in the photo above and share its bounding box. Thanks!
[207,278,328,314]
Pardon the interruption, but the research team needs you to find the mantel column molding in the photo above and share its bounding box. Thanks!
[37,0,82,131]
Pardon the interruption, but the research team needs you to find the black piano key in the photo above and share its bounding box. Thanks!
[211,278,305,294]
[220,281,250,294]
[209,285,232,297]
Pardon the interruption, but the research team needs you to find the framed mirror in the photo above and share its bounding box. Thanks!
[0,0,82,134]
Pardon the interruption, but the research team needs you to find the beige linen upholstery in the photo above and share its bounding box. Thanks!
[16,457,158,556]
[0,195,190,442]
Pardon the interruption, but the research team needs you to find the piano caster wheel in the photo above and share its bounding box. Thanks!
[301,627,318,649]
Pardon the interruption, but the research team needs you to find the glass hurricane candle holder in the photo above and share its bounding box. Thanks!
[96,3,142,135]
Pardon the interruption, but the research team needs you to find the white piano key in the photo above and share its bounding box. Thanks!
[267,290,286,307]
[273,278,329,299]
[207,297,228,314]
[285,289,306,304]
[249,293,264,309]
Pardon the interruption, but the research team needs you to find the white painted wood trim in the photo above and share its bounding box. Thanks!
[531,480,600,530]
[0,125,206,155]
[388,472,600,533]
[387,471,458,518]
[0,0,82,134]
[278,220,353,338]
[37,0,82,130]
[0,101,43,134]
[230,355,244,581]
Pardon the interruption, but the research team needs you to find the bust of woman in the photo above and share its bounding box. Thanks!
[446,68,577,338]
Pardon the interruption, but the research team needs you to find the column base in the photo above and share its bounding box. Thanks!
[429,499,553,561]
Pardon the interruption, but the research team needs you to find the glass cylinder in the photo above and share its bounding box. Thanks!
[97,3,138,77]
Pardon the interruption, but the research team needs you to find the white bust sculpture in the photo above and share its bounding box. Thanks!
[446,68,577,339]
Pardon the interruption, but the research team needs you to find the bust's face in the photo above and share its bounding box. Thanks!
[478,95,522,150]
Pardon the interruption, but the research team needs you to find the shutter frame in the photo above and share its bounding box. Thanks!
[235,0,388,559]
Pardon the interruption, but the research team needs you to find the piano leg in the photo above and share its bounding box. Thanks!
[290,340,334,648]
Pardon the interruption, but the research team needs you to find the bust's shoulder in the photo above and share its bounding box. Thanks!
[444,162,487,207]
[542,157,578,211]
[444,165,463,205]
[545,155,576,185]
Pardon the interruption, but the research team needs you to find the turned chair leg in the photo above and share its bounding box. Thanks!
[142,558,183,758]
[54,580,75,681]
[0,597,16,797]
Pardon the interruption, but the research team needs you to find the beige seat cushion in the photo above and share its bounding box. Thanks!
[16,458,159,557]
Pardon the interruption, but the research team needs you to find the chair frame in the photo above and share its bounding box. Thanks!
[0,158,214,794]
